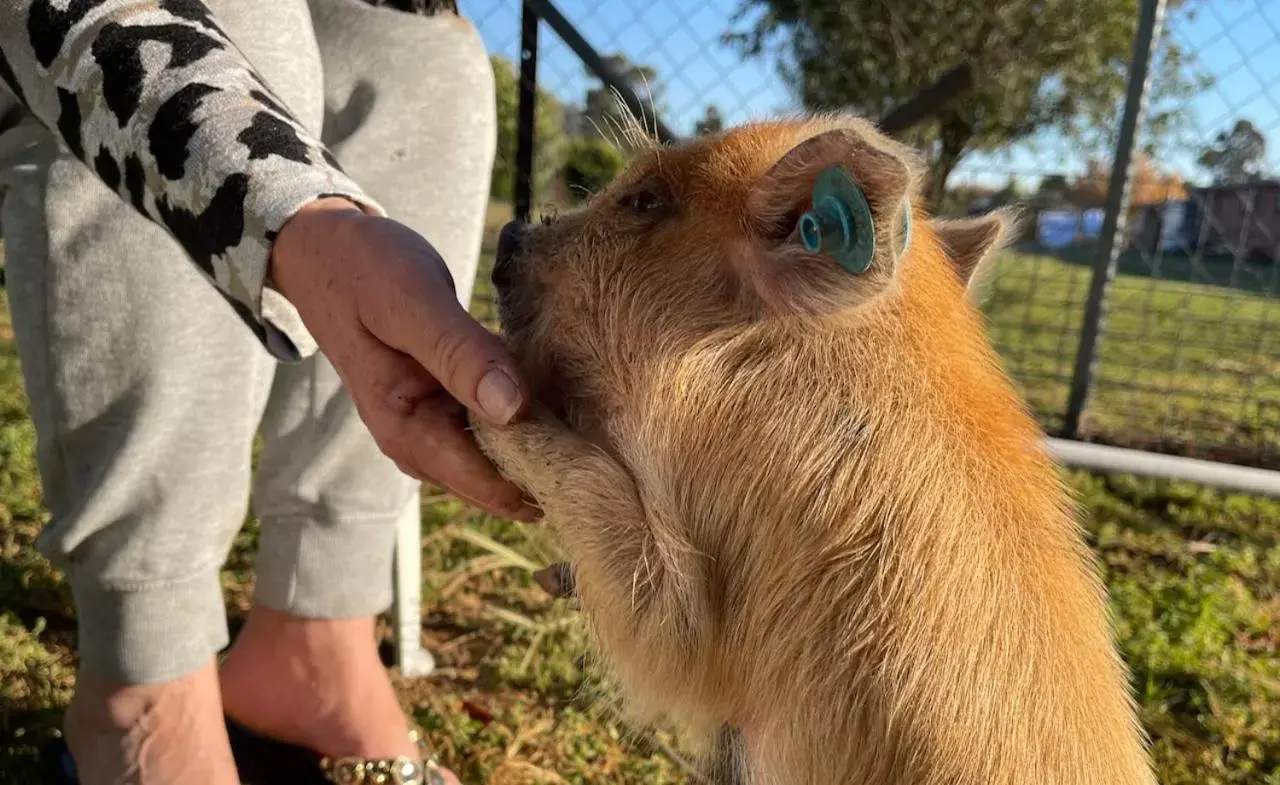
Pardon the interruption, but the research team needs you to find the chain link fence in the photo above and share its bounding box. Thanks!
[458,0,1280,475]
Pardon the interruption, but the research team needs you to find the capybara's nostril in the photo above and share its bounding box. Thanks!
[493,220,533,289]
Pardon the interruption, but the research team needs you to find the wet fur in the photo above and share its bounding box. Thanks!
[472,115,1155,785]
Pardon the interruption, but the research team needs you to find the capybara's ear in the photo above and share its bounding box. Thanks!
[933,209,1018,298]
[738,128,917,317]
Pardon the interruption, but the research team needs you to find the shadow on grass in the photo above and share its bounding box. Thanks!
[0,707,64,784]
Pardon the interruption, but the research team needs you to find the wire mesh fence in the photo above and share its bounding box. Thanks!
[457,0,1280,472]
[1086,0,1280,470]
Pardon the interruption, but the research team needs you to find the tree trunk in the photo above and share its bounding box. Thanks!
[927,117,975,211]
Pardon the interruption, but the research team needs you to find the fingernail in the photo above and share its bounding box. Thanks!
[477,368,523,424]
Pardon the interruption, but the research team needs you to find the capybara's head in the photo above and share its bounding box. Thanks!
[491,116,1007,437]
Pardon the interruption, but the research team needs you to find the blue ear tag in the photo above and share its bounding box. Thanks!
[798,166,912,274]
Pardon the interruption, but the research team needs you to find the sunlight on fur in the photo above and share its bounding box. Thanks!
[471,114,1156,785]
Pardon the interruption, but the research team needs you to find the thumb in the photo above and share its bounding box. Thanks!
[423,305,529,426]
[363,240,530,425]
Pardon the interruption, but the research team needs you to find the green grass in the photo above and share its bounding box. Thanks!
[983,248,1280,467]
[1,224,1278,784]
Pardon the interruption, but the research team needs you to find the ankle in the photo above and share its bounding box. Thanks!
[68,660,221,731]
[219,605,414,760]
[219,607,462,784]
[65,662,237,785]
[223,606,380,671]
[219,607,386,717]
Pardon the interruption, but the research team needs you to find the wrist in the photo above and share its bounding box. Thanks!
[268,197,367,300]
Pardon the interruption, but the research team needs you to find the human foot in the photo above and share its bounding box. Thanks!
[218,606,460,784]
[64,660,240,785]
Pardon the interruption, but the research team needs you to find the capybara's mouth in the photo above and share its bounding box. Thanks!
[532,376,571,424]
[533,562,576,600]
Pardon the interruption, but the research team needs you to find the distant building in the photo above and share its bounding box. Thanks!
[1129,201,1190,254]
[1131,180,1280,261]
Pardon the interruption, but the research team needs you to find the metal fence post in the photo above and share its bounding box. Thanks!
[526,0,679,143]
[1061,0,1167,439]
[515,0,539,223]
[394,504,434,677]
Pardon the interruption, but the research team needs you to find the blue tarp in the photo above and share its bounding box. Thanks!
[1082,208,1104,237]
[1036,208,1104,248]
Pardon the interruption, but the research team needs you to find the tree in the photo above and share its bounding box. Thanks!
[695,104,725,136]
[490,56,567,203]
[935,184,997,217]
[991,177,1024,208]
[1036,174,1072,207]
[1069,154,1187,208]
[727,0,1207,207]
[564,138,627,202]
[1198,119,1267,185]
[583,54,663,148]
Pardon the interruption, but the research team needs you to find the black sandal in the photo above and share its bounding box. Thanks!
[40,717,446,785]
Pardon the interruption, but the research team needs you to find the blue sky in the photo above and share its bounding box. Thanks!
[458,0,1280,189]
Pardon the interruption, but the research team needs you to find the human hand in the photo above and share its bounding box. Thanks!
[270,197,538,521]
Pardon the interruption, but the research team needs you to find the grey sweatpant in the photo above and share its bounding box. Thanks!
[0,0,496,684]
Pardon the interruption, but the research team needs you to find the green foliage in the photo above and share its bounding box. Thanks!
[1199,119,1269,185]
[490,56,567,203]
[991,177,1023,206]
[981,249,1280,458]
[727,0,1209,204]
[1074,472,1280,785]
[0,242,1276,783]
[1036,174,1073,208]
[563,138,626,202]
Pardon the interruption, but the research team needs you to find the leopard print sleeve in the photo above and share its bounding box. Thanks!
[0,0,385,361]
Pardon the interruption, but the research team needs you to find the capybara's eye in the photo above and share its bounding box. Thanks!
[622,189,664,213]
